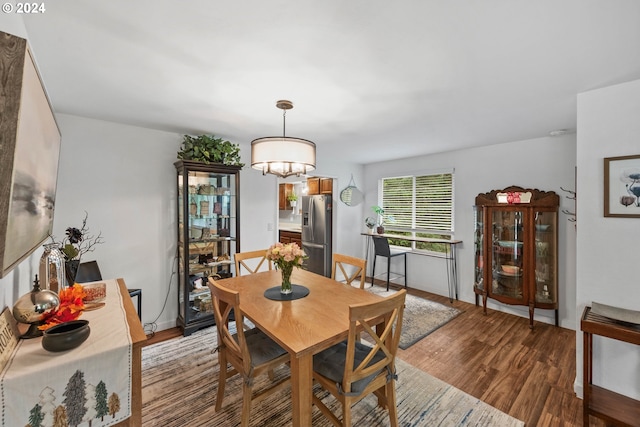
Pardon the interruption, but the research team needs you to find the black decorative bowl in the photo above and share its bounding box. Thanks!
[42,320,90,352]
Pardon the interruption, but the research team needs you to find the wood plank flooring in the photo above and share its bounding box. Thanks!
[145,285,601,426]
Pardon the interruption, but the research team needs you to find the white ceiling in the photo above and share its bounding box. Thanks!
[20,1,640,164]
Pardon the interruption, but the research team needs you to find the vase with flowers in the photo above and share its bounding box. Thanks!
[266,242,307,294]
[53,212,104,288]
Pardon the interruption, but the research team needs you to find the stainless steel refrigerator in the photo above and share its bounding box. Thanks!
[301,195,332,277]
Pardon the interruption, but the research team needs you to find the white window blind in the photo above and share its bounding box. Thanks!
[381,172,453,233]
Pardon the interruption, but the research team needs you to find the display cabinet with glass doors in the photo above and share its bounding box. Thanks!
[175,160,241,336]
[473,186,559,328]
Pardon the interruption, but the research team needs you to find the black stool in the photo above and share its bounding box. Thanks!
[371,236,407,291]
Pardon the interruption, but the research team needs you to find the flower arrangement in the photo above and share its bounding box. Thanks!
[56,212,104,262]
[38,284,86,330]
[266,242,307,294]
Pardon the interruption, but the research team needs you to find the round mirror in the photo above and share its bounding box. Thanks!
[340,185,363,206]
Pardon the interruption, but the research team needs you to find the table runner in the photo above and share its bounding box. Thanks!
[1,279,132,426]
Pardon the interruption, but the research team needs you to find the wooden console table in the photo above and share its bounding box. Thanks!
[115,278,147,427]
[581,306,640,427]
[361,232,462,301]
[2,278,145,427]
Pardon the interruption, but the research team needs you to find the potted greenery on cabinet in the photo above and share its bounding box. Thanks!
[177,134,244,167]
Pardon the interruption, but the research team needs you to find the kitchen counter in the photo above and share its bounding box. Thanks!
[279,223,302,232]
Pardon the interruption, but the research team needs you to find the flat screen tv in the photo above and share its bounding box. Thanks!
[0,32,61,278]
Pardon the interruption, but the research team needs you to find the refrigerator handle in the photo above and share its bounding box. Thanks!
[309,197,315,242]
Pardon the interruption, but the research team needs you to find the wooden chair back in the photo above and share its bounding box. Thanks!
[331,253,367,289]
[344,289,405,393]
[209,280,251,374]
[234,249,272,276]
[209,279,291,427]
[312,289,406,427]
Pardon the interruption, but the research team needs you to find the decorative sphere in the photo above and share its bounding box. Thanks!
[12,289,60,324]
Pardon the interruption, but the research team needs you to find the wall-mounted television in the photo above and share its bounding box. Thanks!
[0,31,61,278]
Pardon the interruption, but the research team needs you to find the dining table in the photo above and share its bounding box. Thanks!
[215,268,383,426]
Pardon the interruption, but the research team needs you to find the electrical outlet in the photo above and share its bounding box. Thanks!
[267,223,274,231]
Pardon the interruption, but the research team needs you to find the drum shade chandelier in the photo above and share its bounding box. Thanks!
[251,100,316,178]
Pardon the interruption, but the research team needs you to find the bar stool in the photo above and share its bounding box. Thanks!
[371,236,407,291]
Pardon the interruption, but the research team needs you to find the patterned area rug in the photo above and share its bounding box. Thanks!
[366,285,462,349]
[141,328,524,426]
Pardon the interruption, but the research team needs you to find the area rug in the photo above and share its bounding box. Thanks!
[141,328,524,427]
[366,286,462,349]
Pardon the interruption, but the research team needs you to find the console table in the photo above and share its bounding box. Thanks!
[361,232,462,301]
[581,306,640,427]
[1,278,146,427]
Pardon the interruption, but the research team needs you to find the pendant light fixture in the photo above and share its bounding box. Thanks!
[251,100,316,178]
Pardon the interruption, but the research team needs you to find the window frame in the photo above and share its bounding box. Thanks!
[378,170,455,255]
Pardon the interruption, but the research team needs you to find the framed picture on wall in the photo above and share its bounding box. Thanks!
[604,154,640,218]
[0,33,61,278]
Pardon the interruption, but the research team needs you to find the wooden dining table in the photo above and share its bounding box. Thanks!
[216,268,383,426]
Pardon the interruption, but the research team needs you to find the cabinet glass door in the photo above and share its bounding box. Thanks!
[534,211,556,304]
[184,171,236,324]
[176,160,240,335]
[474,206,484,293]
[491,210,524,301]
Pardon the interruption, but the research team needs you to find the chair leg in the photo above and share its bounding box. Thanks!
[215,355,227,411]
[241,381,253,427]
[371,255,376,286]
[404,254,407,288]
[386,257,391,291]
[386,381,399,427]
[342,399,352,427]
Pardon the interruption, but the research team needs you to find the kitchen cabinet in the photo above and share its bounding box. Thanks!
[306,177,332,195]
[279,183,293,210]
[279,230,302,246]
[175,160,241,336]
[473,186,559,328]
[320,177,333,194]
[307,177,320,195]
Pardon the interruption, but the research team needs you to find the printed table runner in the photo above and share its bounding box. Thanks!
[1,279,132,426]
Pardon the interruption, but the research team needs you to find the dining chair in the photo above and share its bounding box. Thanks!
[75,261,142,320]
[208,279,290,427]
[331,253,367,289]
[371,236,407,291]
[234,249,272,276]
[312,289,406,427]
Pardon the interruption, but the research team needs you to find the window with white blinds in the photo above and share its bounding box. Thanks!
[380,172,454,253]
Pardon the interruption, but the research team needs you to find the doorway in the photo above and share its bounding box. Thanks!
[277,176,335,276]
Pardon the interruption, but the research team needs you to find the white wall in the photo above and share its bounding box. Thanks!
[363,135,578,329]
[52,115,180,331]
[575,78,640,400]
[0,9,26,38]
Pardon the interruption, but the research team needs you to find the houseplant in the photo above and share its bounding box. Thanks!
[177,134,244,166]
[371,205,385,234]
[287,193,298,207]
